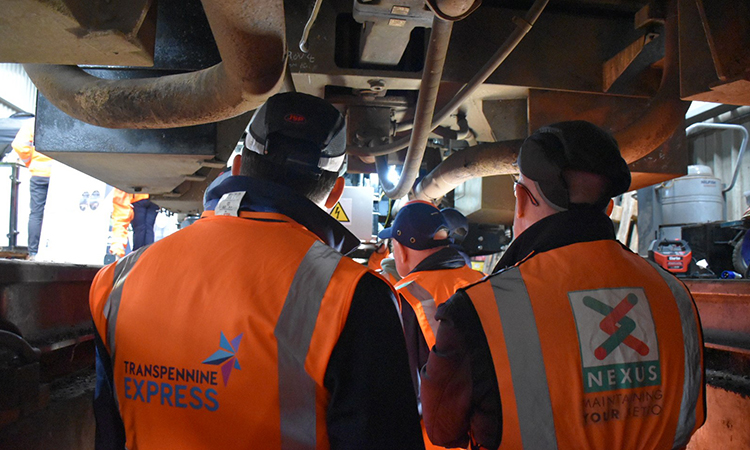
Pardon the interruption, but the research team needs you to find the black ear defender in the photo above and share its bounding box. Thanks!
[517,127,571,210]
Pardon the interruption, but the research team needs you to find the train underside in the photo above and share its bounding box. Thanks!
[0,0,749,448]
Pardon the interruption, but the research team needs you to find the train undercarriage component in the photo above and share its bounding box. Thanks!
[1,1,750,449]
[0,0,746,215]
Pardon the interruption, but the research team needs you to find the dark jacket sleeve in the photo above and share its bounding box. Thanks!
[93,329,126,450]
[420,291,502,450]
[324,273,425,450]
[401,298,430,400]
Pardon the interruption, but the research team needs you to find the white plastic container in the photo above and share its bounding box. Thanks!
[657,165,724,225]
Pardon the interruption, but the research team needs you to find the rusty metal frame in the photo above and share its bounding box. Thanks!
[684,279,750,354]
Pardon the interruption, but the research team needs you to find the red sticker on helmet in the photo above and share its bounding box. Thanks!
[284,113,306,124]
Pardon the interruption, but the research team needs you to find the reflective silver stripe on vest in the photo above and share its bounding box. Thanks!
[647,261,702,448]
[403,282,440,337]
[103,245,150,363]
[274,241,343,450]
[488,268,558,449]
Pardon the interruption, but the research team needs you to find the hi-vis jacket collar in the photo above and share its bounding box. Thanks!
[203,175,360,255]
[494,209,618,273]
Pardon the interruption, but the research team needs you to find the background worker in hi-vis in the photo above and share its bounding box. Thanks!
[90,92,424,450]
[420,121,705,450]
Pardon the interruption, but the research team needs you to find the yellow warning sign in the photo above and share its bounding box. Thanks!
[330,202,350,222]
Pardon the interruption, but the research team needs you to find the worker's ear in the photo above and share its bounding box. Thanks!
[230,154,242,176]
[514,183,527,219]
[392,239,410,277]
[324,177,345,209]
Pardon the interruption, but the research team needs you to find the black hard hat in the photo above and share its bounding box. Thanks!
[518,120,631,210]
[246,92,347,175]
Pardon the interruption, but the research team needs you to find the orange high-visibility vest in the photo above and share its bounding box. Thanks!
[12,119,52,177]
[464,239,705,449]
[397,265,483,450]
[110,189,135,253]
[110,190,152,254]
[397,265,484,349]
[90,211,375,449]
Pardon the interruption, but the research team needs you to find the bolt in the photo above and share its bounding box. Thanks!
[368,79,386,92]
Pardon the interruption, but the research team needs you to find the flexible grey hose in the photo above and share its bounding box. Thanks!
[349,0,550,157]
[377,17,454,199]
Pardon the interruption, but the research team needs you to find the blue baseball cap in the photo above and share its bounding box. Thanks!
[378,201,451,250]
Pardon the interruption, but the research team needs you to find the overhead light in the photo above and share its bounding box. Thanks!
[387,165,400,184]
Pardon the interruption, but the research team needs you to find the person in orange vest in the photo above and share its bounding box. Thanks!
[89,92,425,450]
[130,194,159,249]
[11,118,52,257]
[109,189,134,258]
[379,251,402,285]
[109,190,158,258]
[378,200,484,450]
[420,121,705,450]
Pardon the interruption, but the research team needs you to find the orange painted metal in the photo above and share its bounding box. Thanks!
[687,385,750,450]
[683,280,750,450]
[683,280,750,353]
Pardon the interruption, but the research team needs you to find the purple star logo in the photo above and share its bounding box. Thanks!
[202,332,243,386]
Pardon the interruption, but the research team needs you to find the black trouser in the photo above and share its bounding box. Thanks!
[28,175,49,255]
[131,198,159,250]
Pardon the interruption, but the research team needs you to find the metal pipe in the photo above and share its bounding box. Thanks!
[414,139,523,201]
[614,0,688,163]
[8,164,20,249]
[23,0,286,129]
[348,0,549,157]
[299,0,324,53]
[686,122,749,193]
[378,16,453,199]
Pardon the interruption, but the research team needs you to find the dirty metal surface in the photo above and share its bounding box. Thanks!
[687,384,750,450]
[684,279,750,399]
[0,0,155,66]
[679,0,750,105]
[0,260,99,347]
[152,0,221,71]
[683,279,750,450]
[35,87,250,201]
[0,369,95,449]
[528,89,688,187]
[684,279,750,354]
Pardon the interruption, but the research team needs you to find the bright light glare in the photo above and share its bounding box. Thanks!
[387,166,400,184]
